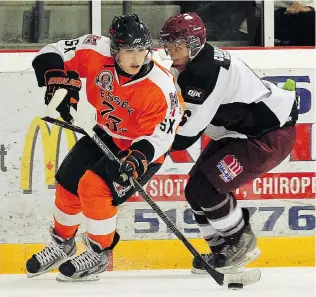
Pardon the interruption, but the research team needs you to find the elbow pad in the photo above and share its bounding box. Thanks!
[32,52,64,87]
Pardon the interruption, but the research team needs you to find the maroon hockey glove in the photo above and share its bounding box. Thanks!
[116,150,148,185]
[44,69,82,123]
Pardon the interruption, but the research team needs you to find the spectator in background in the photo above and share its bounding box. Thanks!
[276,0,314,14]
[274,0,315,45]
[175,1,250,43]
[239,1,262,46]
[249,0,315,46]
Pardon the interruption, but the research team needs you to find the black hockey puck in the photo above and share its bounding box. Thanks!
[228,283,244,290]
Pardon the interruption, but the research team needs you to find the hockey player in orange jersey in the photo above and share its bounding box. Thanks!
[26,14,183,282]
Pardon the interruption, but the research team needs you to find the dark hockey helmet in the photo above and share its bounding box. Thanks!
[108,14,153,55]
[159,12,206,56]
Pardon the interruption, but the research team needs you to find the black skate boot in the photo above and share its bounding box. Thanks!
[57,232,120,282]
[191,235,225,274]
[192,209,262,286]
[191,208,260,274]
[215,223,261,273]
[26,226,76,278]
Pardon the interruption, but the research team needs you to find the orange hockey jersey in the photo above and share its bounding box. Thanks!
[35,34,183,162]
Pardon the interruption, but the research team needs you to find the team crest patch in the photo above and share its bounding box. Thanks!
[83,35,101,45]
[95,70,113,91]
[216,155,243,183]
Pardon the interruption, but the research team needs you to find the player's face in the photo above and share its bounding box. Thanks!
[164,42,190,68]
[117,48,148,75]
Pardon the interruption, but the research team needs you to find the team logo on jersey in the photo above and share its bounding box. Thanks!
[170,92,178,109]
[185,87,205,102]
[217,155,243,183]
[83,35,101,45]
[95,70,113,91]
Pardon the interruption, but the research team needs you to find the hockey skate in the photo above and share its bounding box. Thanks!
[192,207,259,274]
[192,207,261,284]
[215,224,261,273]
[26,226,76,278]
[56,232,119,282]
[191,234,224,274]
[191,225,261,287]
[192,225,260,274]
[192,253,221,274]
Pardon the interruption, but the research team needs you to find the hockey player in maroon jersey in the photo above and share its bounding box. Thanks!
[159,12,299,274]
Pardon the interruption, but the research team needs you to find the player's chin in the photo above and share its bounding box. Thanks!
[172,59,183,67]
[126,65,141,75]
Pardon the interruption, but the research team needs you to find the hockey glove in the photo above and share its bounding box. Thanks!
[44,69,82,123]
[115,150,148,186]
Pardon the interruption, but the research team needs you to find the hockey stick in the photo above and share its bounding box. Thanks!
[42,88,68,117]
[68,106,225,286]
[42,116,88,136]
[45,89,261,287]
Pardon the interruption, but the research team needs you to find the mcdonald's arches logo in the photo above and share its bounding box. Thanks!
[20,117,77,193]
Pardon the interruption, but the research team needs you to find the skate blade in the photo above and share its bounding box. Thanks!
[56,273,101,282]
[191,266,247,275]
[216,247,261,274]
[191,267,210,274]
[224,268,261,286]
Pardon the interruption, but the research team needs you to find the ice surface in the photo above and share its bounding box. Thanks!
[0,268,315,297]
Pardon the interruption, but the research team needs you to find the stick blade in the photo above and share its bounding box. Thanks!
[224,268,261,287]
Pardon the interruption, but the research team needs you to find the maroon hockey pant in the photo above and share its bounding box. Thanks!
[185,125,296,250]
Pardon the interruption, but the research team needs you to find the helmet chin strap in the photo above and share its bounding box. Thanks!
[144,50,152,64]
[171,44,204,73]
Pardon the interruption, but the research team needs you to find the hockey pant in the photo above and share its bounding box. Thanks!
[185,125,296,251]
[53,134,161,249]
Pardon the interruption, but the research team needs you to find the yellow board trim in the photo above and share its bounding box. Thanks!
[0,237,315,274]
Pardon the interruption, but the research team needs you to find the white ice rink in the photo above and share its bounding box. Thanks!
[0,268,315,297]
